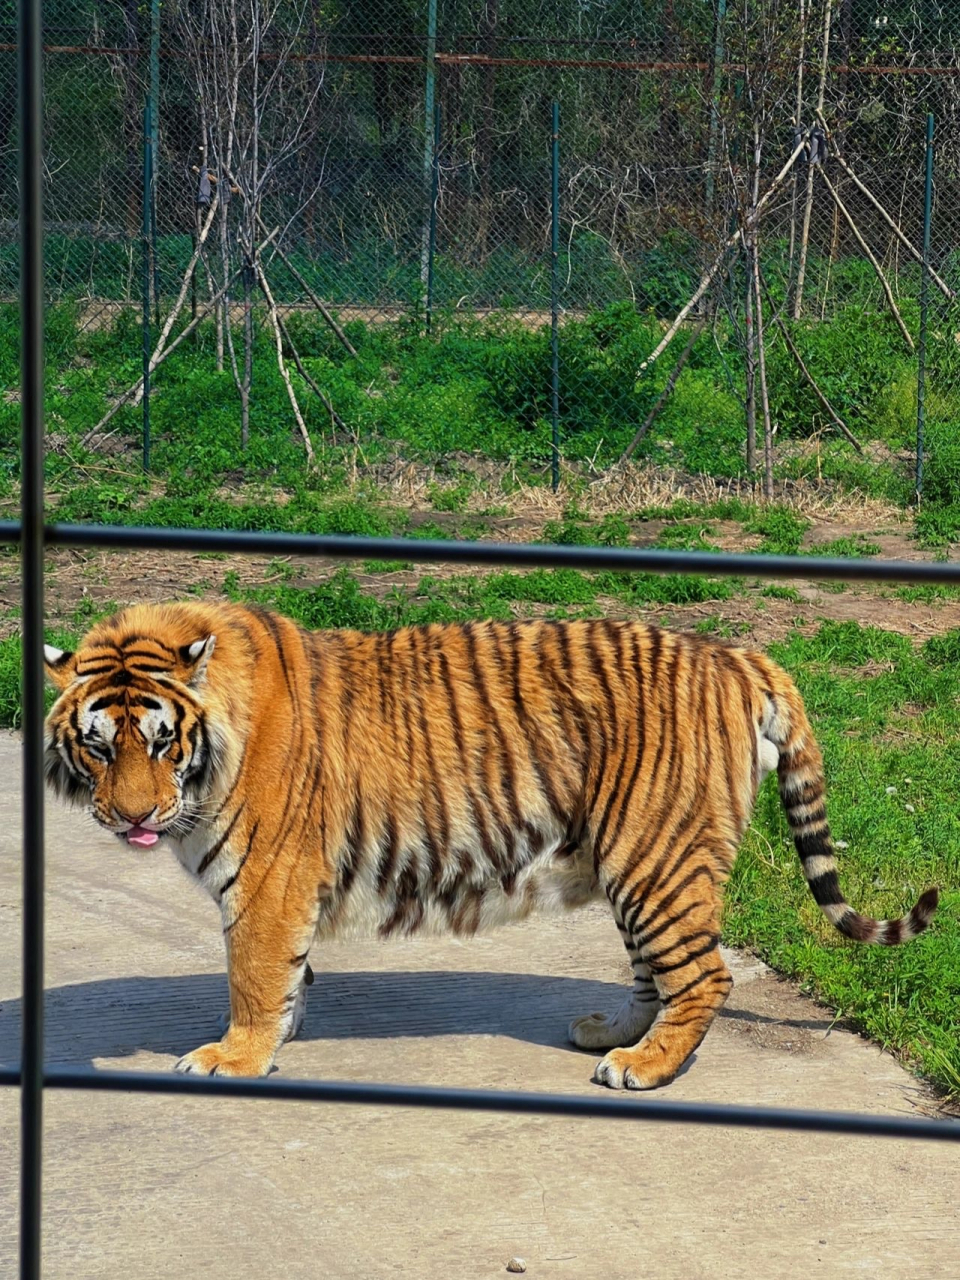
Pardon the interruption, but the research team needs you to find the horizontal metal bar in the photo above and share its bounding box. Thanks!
[1,43,958,76]
[0,520,957,587]
[0,1067,955,1142]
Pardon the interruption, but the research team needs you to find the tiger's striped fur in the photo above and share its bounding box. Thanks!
[43,601,938,1089]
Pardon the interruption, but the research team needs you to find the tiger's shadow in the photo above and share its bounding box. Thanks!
[0,969,834,1072]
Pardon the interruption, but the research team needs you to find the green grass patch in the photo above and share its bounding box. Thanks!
[807,534,881,558]
[743,506,810,555]
[726,620,960,1095]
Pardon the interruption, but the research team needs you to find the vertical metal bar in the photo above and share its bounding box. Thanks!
[142,96,153,474]
[425,101,441,334]
[150,0,161,326]
[18,0,45,1272]
[550,101,560,493]
[418,0,438,317]
[705,0,727,217]
[916,111,934,503]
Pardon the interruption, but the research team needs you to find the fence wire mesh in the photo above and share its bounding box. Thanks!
[8,6,960,1276]
[1,2,960,484]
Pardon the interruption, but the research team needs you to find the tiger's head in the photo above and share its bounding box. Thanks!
[44,619,225,848]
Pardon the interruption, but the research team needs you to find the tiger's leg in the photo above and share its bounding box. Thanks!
[177,899,315,1078]
[568,920,661,1050]
[594,860,733,1090]
[217,963,313,1041]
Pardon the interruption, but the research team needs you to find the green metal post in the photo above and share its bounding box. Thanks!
[150,0,160,325]
[705,0,727,217]
[142,97,153,474]
[419,0,438,317]
[916,112,934,502]
[551,101,560,493]
[425,101,441,333]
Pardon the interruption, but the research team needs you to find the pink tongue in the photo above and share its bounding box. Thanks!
[126,826,159,848]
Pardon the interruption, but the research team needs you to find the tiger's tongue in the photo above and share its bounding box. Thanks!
[126,826,159,848]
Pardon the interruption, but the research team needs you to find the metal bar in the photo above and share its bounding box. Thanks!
[916,111,934,503]
[550,101,560,493]
[142,96,153,474]
[18,0,45,1271]
[425,100,441,333]
[5,44,960,75]
[0,1069,954,1144]
[0,524,954,587]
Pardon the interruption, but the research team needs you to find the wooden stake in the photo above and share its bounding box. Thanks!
[758,268,863,452]
[820,168,915,351]
[617,324,702,466]
[793,0,832,319]
[256,262,316,463]
[816,114,955,302]
[635,137,807,380]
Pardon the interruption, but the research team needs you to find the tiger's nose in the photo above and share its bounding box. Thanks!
[115,808,153,827]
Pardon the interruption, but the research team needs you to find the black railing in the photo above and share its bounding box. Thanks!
[9,2,959,1277]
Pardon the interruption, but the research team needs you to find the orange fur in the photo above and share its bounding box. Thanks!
[43,602,938,1088]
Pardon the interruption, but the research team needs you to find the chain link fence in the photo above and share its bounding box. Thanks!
[1,1,959,491]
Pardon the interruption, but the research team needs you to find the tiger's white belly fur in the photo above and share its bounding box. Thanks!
[321,828,601,942]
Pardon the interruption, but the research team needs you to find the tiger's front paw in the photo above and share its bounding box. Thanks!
[594,1047,674,1091]
[174,1040,273,1078]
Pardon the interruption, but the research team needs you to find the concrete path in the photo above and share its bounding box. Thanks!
[0,730,956,1279]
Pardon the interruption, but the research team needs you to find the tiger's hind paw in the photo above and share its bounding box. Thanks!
[568,997,659,1051]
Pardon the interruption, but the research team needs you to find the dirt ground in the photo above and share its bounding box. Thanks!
[8,492,959,649]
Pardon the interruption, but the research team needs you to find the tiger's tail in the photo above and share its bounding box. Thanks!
[766,683,938,945]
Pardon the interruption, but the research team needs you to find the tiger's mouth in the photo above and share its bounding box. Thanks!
[124,825,161,848]
[111,824,167,848]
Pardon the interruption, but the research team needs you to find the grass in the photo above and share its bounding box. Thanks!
[725,622,960,1095]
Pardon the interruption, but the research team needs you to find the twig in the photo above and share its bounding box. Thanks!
[275,311,350,434]
[759,268,862,453]
[617,324,702,466]
[129,195,220,408]
[819,168,915,351]
[82,227,281,443]
[635,137,807,379]
[816,113,955,302]
[227,180,358,360]
[264,227,358,360]
[256,263,316,464]
[793,0,832,319]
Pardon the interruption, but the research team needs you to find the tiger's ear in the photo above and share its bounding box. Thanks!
[44,644,78,691]
[177,635,216,689]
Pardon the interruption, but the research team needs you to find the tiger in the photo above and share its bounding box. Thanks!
[43,600,938,1090]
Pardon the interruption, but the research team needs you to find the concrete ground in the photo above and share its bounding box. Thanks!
[0,730,956,1279]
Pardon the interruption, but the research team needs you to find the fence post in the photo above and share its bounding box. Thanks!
[419,0,438,321]
[142,95,153,474]
[916,112,934,504]
[551,101,560,493]
[425,100,441,334]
